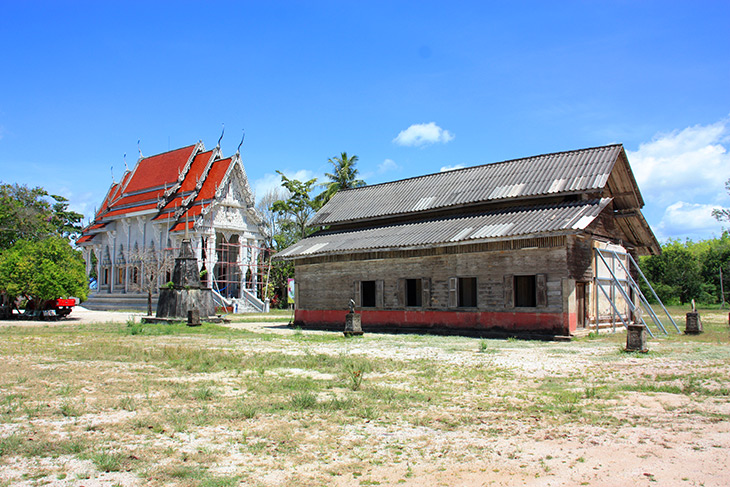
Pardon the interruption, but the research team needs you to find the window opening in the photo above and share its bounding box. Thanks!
[406,279,422,307]
[458,277,477,307]
[361,280,376,307]
[515,275,536,307]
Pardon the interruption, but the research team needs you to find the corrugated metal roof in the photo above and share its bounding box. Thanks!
[276,199,611,260]
[309,144,622,227]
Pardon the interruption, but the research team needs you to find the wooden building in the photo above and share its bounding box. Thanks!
[275,144,660,337]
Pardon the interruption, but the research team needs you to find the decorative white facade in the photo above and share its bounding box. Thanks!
[77,140,267,310]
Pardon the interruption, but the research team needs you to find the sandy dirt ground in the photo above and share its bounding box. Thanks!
[226,321,730,487]
[0,307,145,327]
[0,312,728,486]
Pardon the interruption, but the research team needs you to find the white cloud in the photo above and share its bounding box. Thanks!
[656,201,727,240]
[627,120,730,206]
[393,122,454,147]
[377,158,399,174]
[252,169,316,203]
[440,164,465,172]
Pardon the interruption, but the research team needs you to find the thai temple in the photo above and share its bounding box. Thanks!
[77,138,267,312]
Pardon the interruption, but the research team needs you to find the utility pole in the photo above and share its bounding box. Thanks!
[720,265,726,309]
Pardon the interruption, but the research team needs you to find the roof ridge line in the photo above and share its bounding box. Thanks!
[336,143,623,194]
[138,143,198,160]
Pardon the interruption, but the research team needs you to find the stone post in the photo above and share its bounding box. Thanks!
[625,324,647,352]
[685,312,703,334]
[188,309,201,327]
[344,312,363,337]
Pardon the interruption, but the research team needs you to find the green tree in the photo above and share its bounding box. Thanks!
[0,183,83,250]
[255,187,287,248]
[640,237,725,305]
[0,237,89,303]
[271,172,320,241]
[268,257,294,309]
[698,231,730,305]
[640,241,702,304]
[316,152,365,205]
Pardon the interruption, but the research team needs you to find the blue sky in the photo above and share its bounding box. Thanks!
[1,1,729,242]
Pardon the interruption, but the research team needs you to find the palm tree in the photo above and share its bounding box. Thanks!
[317,152,366,205]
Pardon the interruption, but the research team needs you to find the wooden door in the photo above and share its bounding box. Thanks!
[576,282,586,328]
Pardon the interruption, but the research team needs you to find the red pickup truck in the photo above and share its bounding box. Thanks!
[0,297,77,320]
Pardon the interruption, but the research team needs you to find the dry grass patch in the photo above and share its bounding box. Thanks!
[0,308,728,485]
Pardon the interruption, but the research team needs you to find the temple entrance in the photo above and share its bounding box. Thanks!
[214,233,241,298]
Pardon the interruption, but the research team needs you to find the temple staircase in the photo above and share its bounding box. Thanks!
[81,292,157,312]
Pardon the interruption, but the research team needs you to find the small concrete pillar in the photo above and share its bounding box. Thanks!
[626,324,647,352]
[187,309,201,327]
[685,312,703,334]
[344,312,363,337]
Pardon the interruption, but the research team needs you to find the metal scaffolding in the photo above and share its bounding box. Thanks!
[594,247,679,336]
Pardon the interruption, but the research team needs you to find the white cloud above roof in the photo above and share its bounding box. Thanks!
[252,169,316,202]
[656,201,725,240]
[628,119,729,207]
[393,122,454,147]
[440,164,465,172]
[378,158,399,173]
[627,118,730,240]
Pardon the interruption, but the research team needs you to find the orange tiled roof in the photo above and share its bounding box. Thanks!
[124,145,196,193]
[102,202,158,218]
[195,157,232,201]
[82,142,241,237]
[112,188,165,208]
[170,220,195,233]
[181,150,214,192]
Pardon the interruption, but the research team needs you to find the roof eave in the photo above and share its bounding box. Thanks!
[274,229,582,261]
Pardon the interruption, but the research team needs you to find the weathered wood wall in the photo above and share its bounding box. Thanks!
[295,244,570,313]
[566,235,593,281]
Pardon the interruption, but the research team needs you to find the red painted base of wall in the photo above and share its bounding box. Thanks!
[295,309,575,336]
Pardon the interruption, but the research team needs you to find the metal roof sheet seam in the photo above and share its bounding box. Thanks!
[309,144,622,227]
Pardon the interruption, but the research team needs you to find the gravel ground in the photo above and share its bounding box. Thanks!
[0,310,728,486]
[0,306,144,327]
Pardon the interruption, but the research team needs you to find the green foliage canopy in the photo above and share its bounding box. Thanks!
[0,237,89,301]
[265,153,365,308]
[640,232,730,305]
[266,173,322,308]
[0,182,83,250]
[316,152,366,206]
[271,171,320,241]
